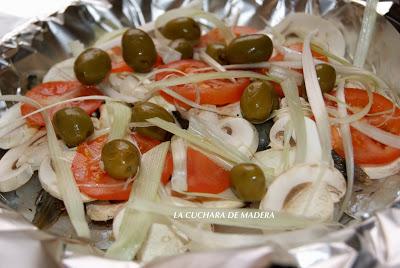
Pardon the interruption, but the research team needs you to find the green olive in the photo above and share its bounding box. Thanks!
[74,48,111,85]
[53,107,94,147]
[171,39,193,59]
[101,139,140,180]
[230,163,266,202]
[315,63,336,93]
[206,43,228,65]
[131,102,174,141]
[161,17,201,42]
[122,28,157,73]
[227,34,273,64]
[240,81,275,124]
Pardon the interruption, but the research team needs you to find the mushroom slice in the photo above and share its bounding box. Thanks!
[43,58,76,82]
[260,163,346,215]
[0,144,33,192]
[86,202,125,221]
[255,148,296,176]
[0,103,25,136]
[361,157,400,179]
[274,13,346,58]
[39,155,94,202]
[16,136,48,171]
[0,124,39,150]
[218,117,259,157]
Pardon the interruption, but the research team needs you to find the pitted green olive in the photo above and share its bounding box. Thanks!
[171,39,194,59]
[315,63,336,93]
[53,107,94,147]
[227,34,273,64]
[230,163,266,202]
[122,28,157,73]
[74,48,111,85]
[206,43,228,65]
[161,17,201,42]
[131,102,174,141]
[101,139,140,180]
[240,81,275,124]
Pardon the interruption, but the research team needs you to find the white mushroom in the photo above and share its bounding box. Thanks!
[255,148,296,177]
[0,130,46,191]
[0,124,38,150]
[274,13,346,58]
[43,58,76,82]
[16,136,48,171]
[86,202,125,221]
[260,163,346,220]
[218,117,259,157]
[361,157,400,179]
[39,154,94,202]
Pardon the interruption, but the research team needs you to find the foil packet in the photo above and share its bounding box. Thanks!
[0,0,399,267]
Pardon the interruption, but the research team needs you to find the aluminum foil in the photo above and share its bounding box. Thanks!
[0,0,400,267]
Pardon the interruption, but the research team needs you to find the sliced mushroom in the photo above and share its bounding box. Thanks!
[43,58,76,82]
[86,201,125,221]
[274,13,346,58]
[255,148,296,177]
[39,155,94,202]
[16,136,48,171]
[219,117,259,157]
[260,163,346,217]
[361,157,400,179]
[0,124,39,150]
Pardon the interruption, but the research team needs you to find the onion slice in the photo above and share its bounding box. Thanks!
[351,120,400,149]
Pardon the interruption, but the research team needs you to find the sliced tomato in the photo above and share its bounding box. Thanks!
[186,148,230,194]
[287,43,328,62]
[330,88,400,165]
[108,46,163,73]
[71,135,132,200]
[199,26,258,47]
[21,81,103,127]
[131,132,173,185]
[155,59,250,107]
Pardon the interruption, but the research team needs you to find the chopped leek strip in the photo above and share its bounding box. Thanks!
[106,102,132,141]
[146,70,281,90]
[353,0,379,68]
[171,136,188,192]
[128,198,313,230]
[281,79,307,164]
[336,81,354,220]
[106,142,170,260]
[0,95,90,238]
[302,31,333,165]
[199,50,235,83]
[351,121,400,149]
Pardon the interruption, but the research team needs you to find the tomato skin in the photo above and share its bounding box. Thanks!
[186,148,230,193]
[331,88,400,165]
[72,135,132,200]
[199,26,259,47]
[155,59,250,107]
[21,81,103,127]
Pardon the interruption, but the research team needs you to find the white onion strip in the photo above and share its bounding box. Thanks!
[336,81,354,220]
[0,95,90,238]
[351,120,400,149]
[302,31,332,165]
[171,136,188,192]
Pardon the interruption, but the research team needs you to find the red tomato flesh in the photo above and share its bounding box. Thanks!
[155,59,250,107]
[199,26,259,47]
[331,88,400,165]
[21,81,103,127]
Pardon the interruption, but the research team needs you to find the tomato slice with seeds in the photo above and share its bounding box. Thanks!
[330,88,400,165]
[155,59,250,107]
[199,26,259,47]
[21,81,103,127]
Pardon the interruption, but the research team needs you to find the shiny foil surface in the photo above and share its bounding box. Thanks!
[0,0,399,267]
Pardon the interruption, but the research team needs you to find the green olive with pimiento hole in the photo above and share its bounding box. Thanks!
[227,34,273,64]
[122,28,157,73]
[230,163,266,202]
[53,107,94,147]
[206,43,228,65]
[74,48,111,85]
[161,17,201,42]
[131,102,175,141]
[315,63,336,93]
[171,39,193,59]
[101,139,140,180]
[240,81,275,124]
